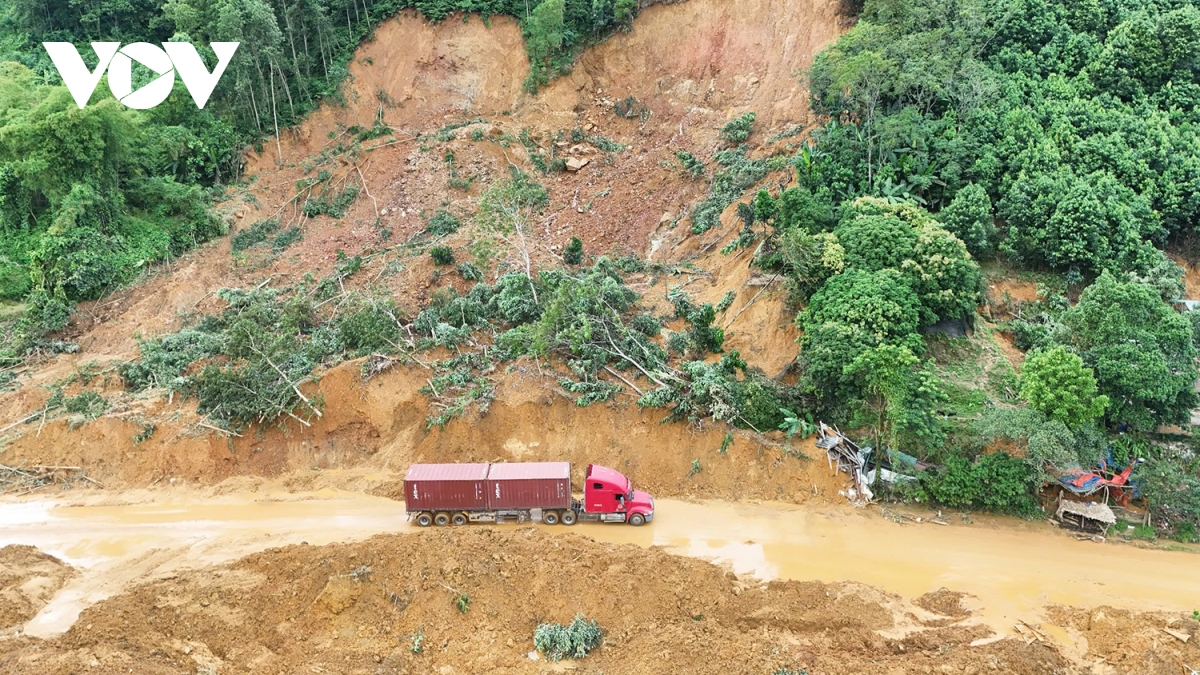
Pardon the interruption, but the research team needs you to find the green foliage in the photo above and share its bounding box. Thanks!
[337,299,402,355]
[779,410,816,439]
[562,236,584,265]
[720,112,757,143]
[804,0,1200,277]
[430,246,455,266]
[973,407,1095,475]
[410,634,425,654]
[921,452,1040,515]
[1139,449,1200,528]
[1020,347,1108,428]
[690,148,773,234]
[689,458,702,477]
[118,283,359,430]
[775,230,844,303]
[676,151,706,177]
[835,197,982,324]
[534,615,602,662]
[939,183,994,257]
[64,390,106,420]
[668,287,726,355]
[231,219,282,253]
[456,261,483,281]
[560,378,621,406]
[425,209,462,236]
[454,592,470,613]
[303,184,359,218]
[720,431,733,455]
[1056,272,1198,430]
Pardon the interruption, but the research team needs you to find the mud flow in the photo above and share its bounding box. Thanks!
[3,492,1197,644]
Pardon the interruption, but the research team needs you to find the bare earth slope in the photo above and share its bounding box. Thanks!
[0,0,833,496]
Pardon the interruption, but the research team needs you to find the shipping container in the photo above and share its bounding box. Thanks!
[403,461,653,528]
[403,463,489,513]
[486,462,571,510]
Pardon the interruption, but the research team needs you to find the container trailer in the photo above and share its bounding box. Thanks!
[404,461,654,526]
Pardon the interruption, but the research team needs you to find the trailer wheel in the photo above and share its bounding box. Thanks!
[628,513,646,527]
[434,512,451,526]
[451,512,468,526]
[560,510,577,525]
[415,512,433,527]
[543,510,559,525]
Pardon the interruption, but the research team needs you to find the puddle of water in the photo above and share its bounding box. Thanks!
[2,493,1198,640]
[558,500,1200,635]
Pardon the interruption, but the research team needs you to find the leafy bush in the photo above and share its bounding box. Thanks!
[939,184,994,257]
[1020,347,1108,429]
[676,151,706,177]
[1056,271,1198,430]
[668,287,726,355]
[534,615,602,662]
[921,452,1040,515]
[456,261,483,281]
[690,148,773,234]
[303,185,359,218]
[425,209,461,236]
[562,236,584,265]
[231,219,282,252]
[430,246,455,266]
[337,299,402,355]
[720,112,757,143]
[64,390,106,419]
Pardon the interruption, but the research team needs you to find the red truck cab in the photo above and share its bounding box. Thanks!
[582,464,655,526]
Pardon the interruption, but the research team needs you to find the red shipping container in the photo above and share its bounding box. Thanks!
[486,462,571,510]
[404,463,489,513]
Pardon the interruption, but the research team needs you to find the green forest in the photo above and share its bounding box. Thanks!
[1,0,1199,536]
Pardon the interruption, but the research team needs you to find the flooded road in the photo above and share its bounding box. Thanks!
[2,491,1197,640]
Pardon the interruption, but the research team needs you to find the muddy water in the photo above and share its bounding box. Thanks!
[2,492,1197,640]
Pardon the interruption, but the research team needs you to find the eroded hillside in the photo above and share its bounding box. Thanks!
[0,0,842,497]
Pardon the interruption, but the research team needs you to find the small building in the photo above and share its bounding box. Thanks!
[1055,497,1116,535]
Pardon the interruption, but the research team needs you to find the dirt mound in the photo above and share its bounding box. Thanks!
[914,588,972,619]
[0,546,76,632]
[0,358,846,504]
[0,529,1072,674]
[1047,605,1200,675]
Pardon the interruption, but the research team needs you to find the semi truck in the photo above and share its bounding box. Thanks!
[403,461,655,527]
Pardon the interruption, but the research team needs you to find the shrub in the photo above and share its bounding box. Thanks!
[425,209,461,236]
[939,183,994,256]
[563,236,584,265]
[1020,347,1108,428]
[720,112,757,143]
[64,390,106,419]
[921,452,1040,515]
[534,615,602,661]
[456,261,483,281]
[676,151,705,177]
[430,246,455,266]
[231,218,281,252]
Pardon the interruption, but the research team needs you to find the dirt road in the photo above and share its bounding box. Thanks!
[2,491,1197,645]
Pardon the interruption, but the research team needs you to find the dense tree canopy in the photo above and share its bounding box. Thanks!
[1055,271,1198,431]
[1019,346,1108,428]
[804,0,1200,274]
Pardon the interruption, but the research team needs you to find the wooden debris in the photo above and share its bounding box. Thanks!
[0,464,98,495]
[1164,627,1191,643]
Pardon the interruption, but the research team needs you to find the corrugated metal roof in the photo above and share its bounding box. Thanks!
[405,463,490,481]
[488,462,571,480]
